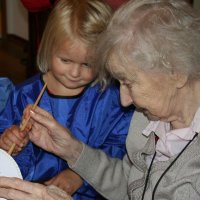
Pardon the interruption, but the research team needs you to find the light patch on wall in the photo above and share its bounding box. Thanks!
[6,0,28,40]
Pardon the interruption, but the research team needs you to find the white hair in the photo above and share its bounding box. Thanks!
[96,0,200,87]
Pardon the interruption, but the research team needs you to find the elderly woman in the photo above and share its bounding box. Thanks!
[1,0,200,199]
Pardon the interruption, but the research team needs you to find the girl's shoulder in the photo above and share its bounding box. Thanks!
[15,73,43,91]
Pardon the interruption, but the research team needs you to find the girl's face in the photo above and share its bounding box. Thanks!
[49,38,95,96]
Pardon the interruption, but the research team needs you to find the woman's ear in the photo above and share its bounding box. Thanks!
[170,71,188,89]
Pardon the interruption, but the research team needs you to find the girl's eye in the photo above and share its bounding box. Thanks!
[61,58,71,63]
[82,63,91,68]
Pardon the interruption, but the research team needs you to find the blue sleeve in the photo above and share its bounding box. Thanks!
[0,77,41,131]
[0,78,14,112]
[0,90,22,132]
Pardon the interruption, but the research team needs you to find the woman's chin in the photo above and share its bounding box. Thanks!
[143,112,160,121]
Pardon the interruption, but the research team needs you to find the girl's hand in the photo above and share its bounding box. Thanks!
[44,169,83,195]
[0,125,28,155]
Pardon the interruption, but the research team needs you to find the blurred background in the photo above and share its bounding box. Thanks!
[0,0,199,85]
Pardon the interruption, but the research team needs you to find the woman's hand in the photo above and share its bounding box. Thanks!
[44,169,83,195]
[0,177,73,200]
[25,105,83,165]
[0,125,29,155]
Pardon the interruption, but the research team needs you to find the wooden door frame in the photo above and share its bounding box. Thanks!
[0,0,7,38]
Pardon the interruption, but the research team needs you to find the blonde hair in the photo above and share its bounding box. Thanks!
[37,0,112,73]
[96,0,200,88]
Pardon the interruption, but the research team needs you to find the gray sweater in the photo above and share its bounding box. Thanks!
[72,111,200,200]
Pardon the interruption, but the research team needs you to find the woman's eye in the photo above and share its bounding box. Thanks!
[123,82,133,88]
[126,84,133,88]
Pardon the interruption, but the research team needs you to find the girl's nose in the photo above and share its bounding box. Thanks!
[70,64,81,77]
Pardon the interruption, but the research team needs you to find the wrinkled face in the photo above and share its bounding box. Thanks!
[109,56,178,121]
[50,38,95,95]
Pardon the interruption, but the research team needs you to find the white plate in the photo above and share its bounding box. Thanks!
[0,149,23,200]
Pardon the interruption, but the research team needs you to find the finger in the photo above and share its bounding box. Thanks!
[5,127,25,145]
[33,106,53,117]
[19,129,29,138]
[0,141,9,151]
[1,135,14,147]
[6,134,23,147]
[30,109,56,130]
[0,177,45,195]
[24,123,32,133]
[13,146,23,155]
[11,126,25,139]
[23,104,33,119]
[12,125,23,132]
[0,134,10,145]
[30,121,47,139]
[0,135,23,153]
[21,137,29,147]
[0,188,35,200]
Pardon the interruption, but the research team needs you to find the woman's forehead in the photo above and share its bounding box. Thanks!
[108,54,137,78]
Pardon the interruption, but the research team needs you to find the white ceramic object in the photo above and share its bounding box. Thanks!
[0,149,23,200]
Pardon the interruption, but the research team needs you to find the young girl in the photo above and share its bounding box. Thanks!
[0,0,133,199]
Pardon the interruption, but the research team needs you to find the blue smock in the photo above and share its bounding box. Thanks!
[0,74,134,199]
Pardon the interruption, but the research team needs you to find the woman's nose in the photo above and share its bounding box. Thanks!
[120,85,133,107]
